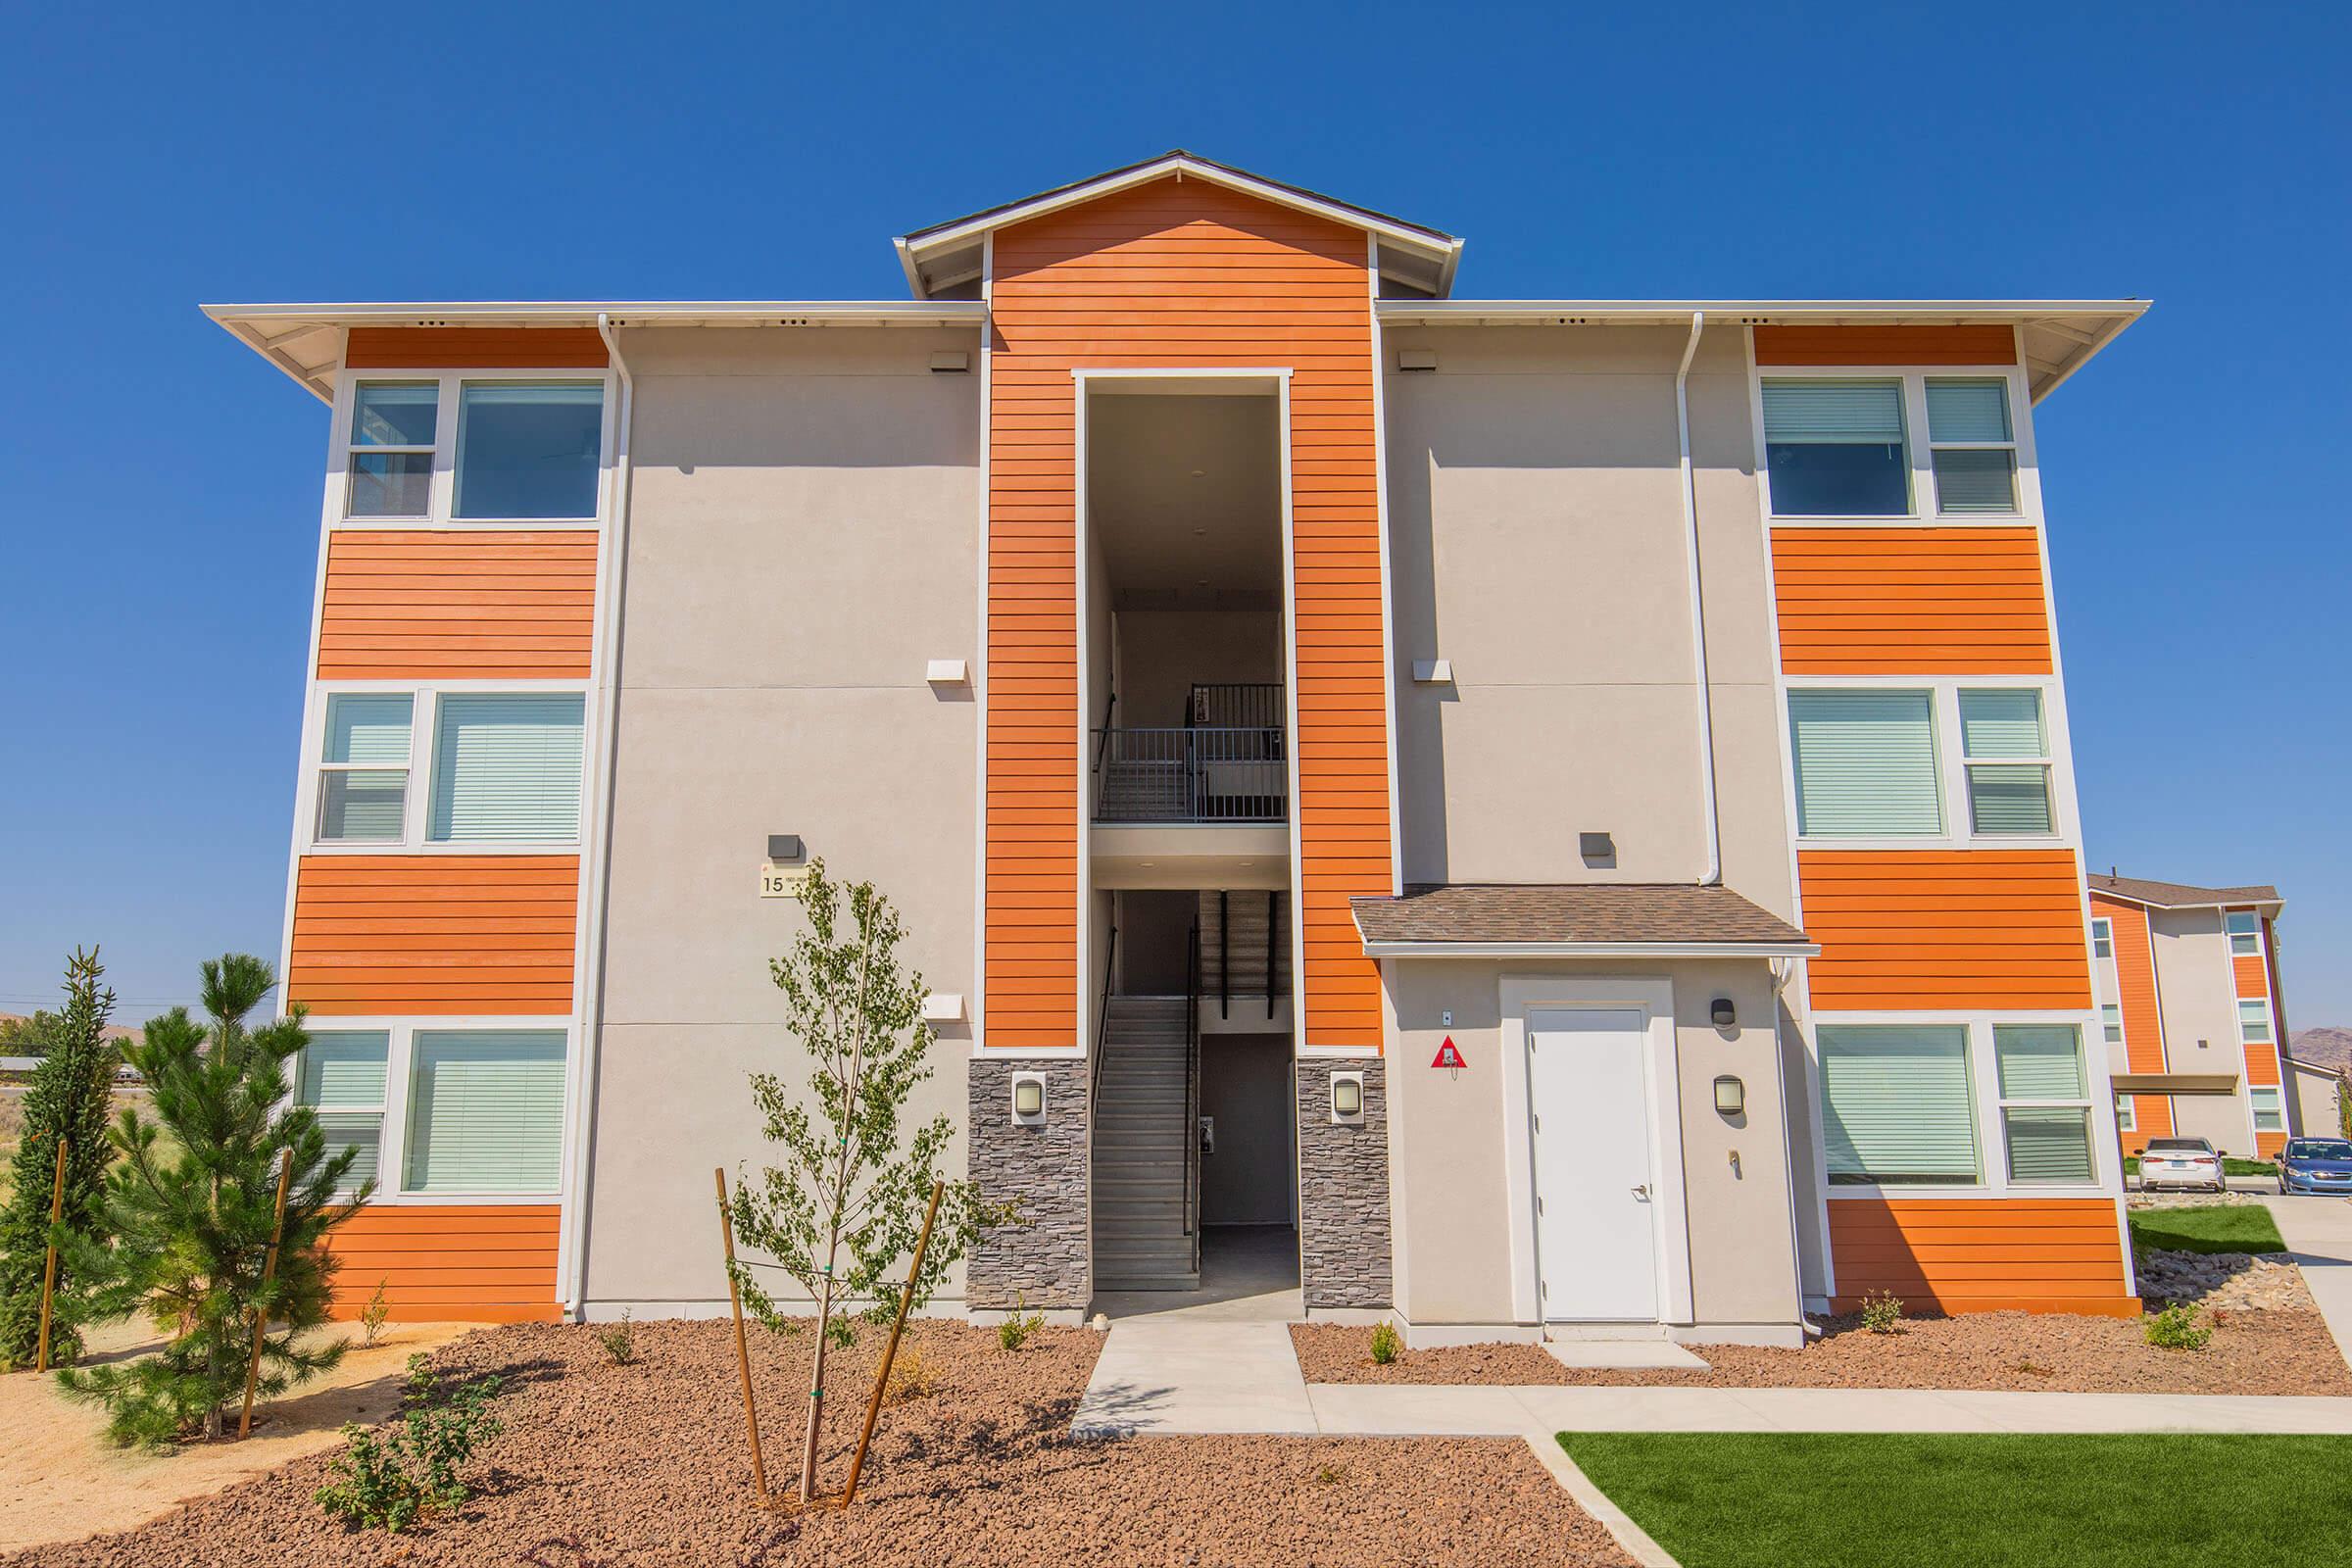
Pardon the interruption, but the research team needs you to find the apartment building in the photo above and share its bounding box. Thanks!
[2089,873,2294,1158]
[210,153,2148,1341]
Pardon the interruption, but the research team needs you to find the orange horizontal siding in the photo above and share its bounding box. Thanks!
[1754,324,2018,367]
[1771,528,2052,674]
[290,856,579,1015]
[326,1203,563,1322]
[2088,891,2174,1148]
[1800,850,2091,1009]
[318,530,598,679]
[2233,954,2269,998]
[344,327,609,369]
[1828,1198,2133,1316]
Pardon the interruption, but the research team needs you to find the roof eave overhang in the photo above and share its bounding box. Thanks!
[1360,940,1821,959]
[2088,888,2284,914]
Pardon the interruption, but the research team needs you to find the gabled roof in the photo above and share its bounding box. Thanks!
[1350,884,1814,956]
[2088,872,2282,911]
[892,150,1464,301]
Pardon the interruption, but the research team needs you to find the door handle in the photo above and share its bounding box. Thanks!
[1631,1184,1650,1200]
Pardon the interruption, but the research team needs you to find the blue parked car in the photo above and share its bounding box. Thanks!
[2277,1138,2352,1196]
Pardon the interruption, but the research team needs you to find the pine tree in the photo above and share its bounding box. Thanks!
[58,955,370,1445]
[0,949,122,1370]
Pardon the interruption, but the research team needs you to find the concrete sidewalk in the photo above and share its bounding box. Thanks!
[2261,1195,2352,1365]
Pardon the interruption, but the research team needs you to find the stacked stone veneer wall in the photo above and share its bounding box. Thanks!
[1295,1058,1394,1308]
[966,1057,1090,1308]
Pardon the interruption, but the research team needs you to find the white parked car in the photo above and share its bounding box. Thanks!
[2139,1136,2226,1193]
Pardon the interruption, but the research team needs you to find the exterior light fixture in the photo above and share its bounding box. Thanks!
[1710,997,1737,1029]
[1713,1075,1745,1116]
[1331,1071,1366,1125]
[1010,1072,1047,1126]
[766,834,805,862]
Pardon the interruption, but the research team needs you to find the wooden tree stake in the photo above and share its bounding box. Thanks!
[34,1137,68,1374]
[840,1179,943,1509]
[716,1167,771,1503]
[237,1148,295,1438]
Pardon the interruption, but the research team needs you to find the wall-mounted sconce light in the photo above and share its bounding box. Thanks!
[929,351,971,373]
[926,659,968,684]
[1010,1072,1047,1126]
[1331,1071,1366,1125]
[766,834,805,862]
[1579,832,1614,861]
[1396,348,1439,371]
[1713,1075,1745,1116]
[920,993,965,1024]
[1710,997,1737,1029]
[1411,659,1453,683]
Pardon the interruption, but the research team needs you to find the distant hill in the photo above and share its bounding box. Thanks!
[2292,1027,2352,1073]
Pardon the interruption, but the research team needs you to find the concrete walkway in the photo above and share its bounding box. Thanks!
[2261,1195,2352,1365]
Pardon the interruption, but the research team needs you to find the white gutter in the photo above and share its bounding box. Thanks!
[1675,311,1722,886]
[1361,940,1819,960]
[562,312,636,1318]
[203,300,989,326]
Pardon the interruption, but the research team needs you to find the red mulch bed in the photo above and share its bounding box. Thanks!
[1294,1308,2352,1396]
[5,1319,1629,1568]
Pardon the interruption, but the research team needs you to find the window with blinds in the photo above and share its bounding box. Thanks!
[1994,1024,2094,1185]
[1820,1025,1980,1185]
[427,694,585,843]
[1926,378,2019,514]
[1788,690,1942,837]
[1958,688,2054,835]
[404,1030,567,1195]
[1762,379,1911,516]
[318,694,413,843]
[299,1030,390,1192]
[2251,1086,2284,1133]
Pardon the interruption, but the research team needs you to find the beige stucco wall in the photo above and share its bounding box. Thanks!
[1380,324,1793,915]
[2292,1062,2344,1141]
[1378,956,1801,1334]
[582,325,984,1309]
[2149,907,2238,1069]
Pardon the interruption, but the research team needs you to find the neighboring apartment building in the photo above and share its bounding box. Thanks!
[2088,873,2294,1158]
[210,153,2149,1341]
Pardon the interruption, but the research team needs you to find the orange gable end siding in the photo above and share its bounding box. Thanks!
[2089,891,2174,1146]
[1828,1199,2133,1316]
[1770,528,2053,675]
[326,1204,563,1322]
[1799,850,2091,1010]
[1754,324,2018,367]
[318,530,598,680]
[289,856,580,1015]
[984,176,1390,1052]
[343,326,609,369]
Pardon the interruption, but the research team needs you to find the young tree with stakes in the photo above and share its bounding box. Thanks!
[59,955,371,1446]
[0,949,122,1370]
[726,861,1007,1504]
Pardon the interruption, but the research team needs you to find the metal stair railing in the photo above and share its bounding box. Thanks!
[1184,919,1201,1271]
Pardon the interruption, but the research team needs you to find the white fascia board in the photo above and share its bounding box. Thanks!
[1361,940,1821,959]
[1375,299,2150,325]
[203,301,989,328]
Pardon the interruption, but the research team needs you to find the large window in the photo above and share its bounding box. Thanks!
[298,1031,390,1191]
[1994,1025,2095,1184]
[2251,1086,2284,1134]
[1762,380,1910,516]
[1958,688,2054,835]
[317,694,413,843]
[405,1030,567,1195]
[1820,1025,1980,1185]
[2239,998,2276,1046]
[338,377,606,525]
[1788,690,1941,837]
[426,694,585,844]
[2226,910,2262,956]
[1926,378,2020,514]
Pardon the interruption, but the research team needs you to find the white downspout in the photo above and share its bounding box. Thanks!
[1675,310,1722,885]
[563,313,635,1316]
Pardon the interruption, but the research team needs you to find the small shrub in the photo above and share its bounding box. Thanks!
[884,1344,934,1403]
[597,1308,636,1366]
[2145,1302,2213,1351]
[2015,1358,2051,1377]
[316,1354,505,1532]
[1860,1290,1904,1335]
[997,1295,1044,1351]
[358,1280,391,1349]
[1368,1320,1401,1365]
[1314,1463,1347,1486]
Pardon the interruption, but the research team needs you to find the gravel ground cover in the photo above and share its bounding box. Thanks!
[1294,1307,2352,1394]
[4,1318,1631,1568]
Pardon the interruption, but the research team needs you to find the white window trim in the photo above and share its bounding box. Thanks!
[296,1027,393,1197]
[2113,1090,2136,1133]
[300,678,592,856]
[1784,674,2077,850]
[1750,363,2039,526]
[2090,916,2114,961]
[330,368,619,531]
[2236,993,2277,1049]
[291,1017,576,1206]
[1811,1010,2123,1199]
[2100,1003,2126,1048]
[2225,908,2265,958]
[2250,1084,2285,1135]
[1991,1021,2101,1188]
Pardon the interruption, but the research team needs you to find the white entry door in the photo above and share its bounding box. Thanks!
[1529,1008,1659,1322]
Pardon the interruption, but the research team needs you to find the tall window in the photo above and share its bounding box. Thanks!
[1762,380,1910,516]
[427,695,585,844]
[2101,1004,2125,1046]
[2239,998,2276,1046]
[346,383,437,518]
[2113,1091,2136,1133]
[2226,910,2262,956]
[1819,1025,1980,1185]
[1788,691,1941,837]
[1958,688,2054,834]
[298,1031,390,1191]
[405,1031,567,1195]
[2090,917,2114,960]
[455,384,605,519]
[2251,1086,2284,1134]
[1994,1024,2095,1185]
[1926,378,2020,514]
[317,694,413,842]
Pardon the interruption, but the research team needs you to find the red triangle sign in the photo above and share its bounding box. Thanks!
[1431,1037,1466,1070]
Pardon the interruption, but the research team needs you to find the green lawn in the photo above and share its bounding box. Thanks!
[1562,1433,2351,1568]
[2128,1202,2287,1254]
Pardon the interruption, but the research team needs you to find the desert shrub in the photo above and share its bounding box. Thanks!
[2145,1302,2213,1351]
[1860,1290,1904,1335]
[358,1280,391,1349]
[597,1308,636,1366]
[315,1354,505,1532]
[1369,1320,1401,1365]
[997,1294,1044,1351]
[884,1343,934,1402]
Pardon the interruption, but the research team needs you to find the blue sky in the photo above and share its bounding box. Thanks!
[2,3,2345,1026]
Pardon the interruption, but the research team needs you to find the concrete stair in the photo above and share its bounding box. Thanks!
[1091,996,1199,1290]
